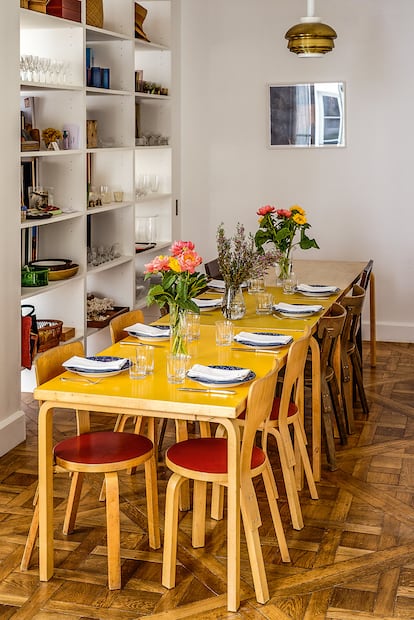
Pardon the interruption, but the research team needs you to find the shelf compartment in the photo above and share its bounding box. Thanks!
[86,39,134,92]
[86,93,135,148]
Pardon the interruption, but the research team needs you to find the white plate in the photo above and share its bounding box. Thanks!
[274,309,320,319]
[126,325,170,342]
[188,365,256,388]
[65,356,131,378]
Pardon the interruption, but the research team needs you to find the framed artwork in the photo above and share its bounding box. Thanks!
[269,82,345,148]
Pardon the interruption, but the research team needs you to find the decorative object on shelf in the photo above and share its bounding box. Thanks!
[216,223,278,320]
[87,244,121,267]
[144,241,207,355]
[135,3,150,42]
[87,120,98,148]
[255,204,319,284]
[41,127,62,149]
[46,0,81,22]
[21,304,38,369]
[36,319,63,353]
[21,265,49,287]
[28,0,49,13]
[86,295,128,328]
[21,0,30,8]
[86,0,103,28]
[28,259,79,281]
[285,0,337,57]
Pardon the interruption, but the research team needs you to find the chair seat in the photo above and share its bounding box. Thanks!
[54,431,153,466]
[238,397,297,423]
[166,437,266,474]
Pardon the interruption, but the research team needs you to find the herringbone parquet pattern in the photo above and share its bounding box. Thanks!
[0,341,413,619]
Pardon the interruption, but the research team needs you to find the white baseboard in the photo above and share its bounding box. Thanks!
[0,410,26,457]
[362,321,414,343]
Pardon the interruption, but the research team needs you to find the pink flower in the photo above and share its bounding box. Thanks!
[276,209,292,219]
[144,255,171,273]
[176,250,203,274]
[171,240,195,256]
[257,205,276,216]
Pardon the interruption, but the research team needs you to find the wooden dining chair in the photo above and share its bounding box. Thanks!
[241,329,318,531]
[310,303,348,471]
[21,340,86,570]
[204,257,222,280]
[21,341,160,589]
[162,365,290,605]
[340,284,369,433]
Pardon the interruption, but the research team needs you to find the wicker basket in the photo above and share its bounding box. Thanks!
[86,0,103,28]
[37,320,63,353]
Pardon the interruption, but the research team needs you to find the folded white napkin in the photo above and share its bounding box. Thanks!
[192,297,222,308]
[125,322,170,336]
[274,302,323,313]
[63,356,128,371]
[234,331,292,345]
[187,364,251,382]
[297,283,337,293]
[207,279,226,289]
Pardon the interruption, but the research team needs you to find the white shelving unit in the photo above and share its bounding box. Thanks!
[19,1,178,380]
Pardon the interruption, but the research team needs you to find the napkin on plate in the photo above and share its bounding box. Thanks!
[192,297,222,308]
[207,279,226,289]
[234,331,292,345]
[63,356,128,372]
[125,322,170,336]
[187,364,251,382]
[297,283,338,293]
[273,302,323,314]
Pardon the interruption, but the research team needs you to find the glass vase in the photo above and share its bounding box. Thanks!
[169,303,187,355]
[276,255,293,286]
[221,284,246,320]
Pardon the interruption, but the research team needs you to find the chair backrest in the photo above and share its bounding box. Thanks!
[359,259,373,291]
[317,303,346,372]
[35,341,85,386]
[109,308,145,344]
[341,284,365,347]
[240,362,279,473]
[204,258,222,280]
[277,327,312,426]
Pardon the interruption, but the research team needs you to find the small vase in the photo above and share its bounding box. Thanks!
[169,303,187,355]
[221,284,246,320]
[276,255,293,286]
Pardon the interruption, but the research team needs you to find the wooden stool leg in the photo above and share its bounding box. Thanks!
[192,480,207,548]
[293,419,319,499]
[240,488,269,604]
[175,420,190,511]
[144,455,160,549]
[20,502,39,570]
[162,473,186,589]
[105,472,121,590]
[63,472,84,535]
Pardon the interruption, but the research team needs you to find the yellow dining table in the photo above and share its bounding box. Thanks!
[34,324,298,613]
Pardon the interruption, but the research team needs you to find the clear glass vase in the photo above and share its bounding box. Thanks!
[169,303,187,355]
[276,254,293,286]
[221,284,246,320]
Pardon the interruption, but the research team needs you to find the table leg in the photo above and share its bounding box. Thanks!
[310,337,321,482]
[38,401,55,581]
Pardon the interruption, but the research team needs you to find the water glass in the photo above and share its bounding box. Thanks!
[283,271,297,295]
[186,312,200,341]
[144,345,155,374]
[256,292,273,315]
[215,320,234,346]
[166,353,187,384]
[247,277,265,295]
[129,349,147,380]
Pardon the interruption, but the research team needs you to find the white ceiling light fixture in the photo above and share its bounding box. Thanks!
[285,0,337,57]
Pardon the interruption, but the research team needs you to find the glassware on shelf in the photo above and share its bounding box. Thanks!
[135,216,158,244]
[99,185,113,204]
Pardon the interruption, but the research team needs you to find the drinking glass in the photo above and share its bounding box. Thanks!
[215,320,234,346]
[256,292,273,315]
[186,312,200,341]
[129,349,147,380]
[283,271,297,295]
[247,277,265,295]
[166,354,186,384]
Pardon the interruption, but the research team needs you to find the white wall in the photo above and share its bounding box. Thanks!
[179,0,413,342]
[0,2,26,454]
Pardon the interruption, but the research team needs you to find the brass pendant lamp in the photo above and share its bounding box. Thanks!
[285,0,337,57]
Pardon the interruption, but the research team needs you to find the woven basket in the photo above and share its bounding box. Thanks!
[37,320,63,353]
[86,0,103,28]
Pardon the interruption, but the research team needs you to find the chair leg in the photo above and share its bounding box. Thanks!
[341,355,356,434]
[329,376,348,445]
[162,472,187,590]
[268,428,304,530]
[20,502,39,570]
[62,472,84,535]
[261,461,290,562]
[351,350,369,415]
[240,488,269,604]
[292,419,319,499]
[144,455,161,549]
[105,471,121,590]
[192,480,207,548]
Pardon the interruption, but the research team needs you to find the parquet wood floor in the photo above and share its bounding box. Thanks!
[1,341,413,619]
